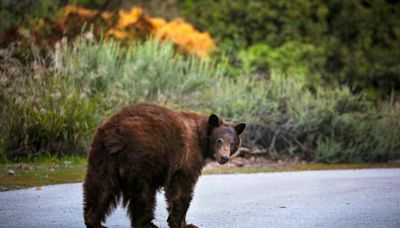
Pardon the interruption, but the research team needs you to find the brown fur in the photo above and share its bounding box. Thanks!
[83,103,245,228]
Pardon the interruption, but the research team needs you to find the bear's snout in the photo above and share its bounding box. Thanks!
[214,138,233,165]
[218,156,229,164]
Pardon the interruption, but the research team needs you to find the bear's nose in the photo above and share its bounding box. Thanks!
[220,156,229,164]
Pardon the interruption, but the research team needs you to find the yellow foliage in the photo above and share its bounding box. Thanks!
[116,7,143,29]
[150,18,167,30]
[101,12,113,21]
[107,29,128,40]
[61,5,97,18]
[57,5,215,57]
[156,19,215,57]
[61,5,112,20]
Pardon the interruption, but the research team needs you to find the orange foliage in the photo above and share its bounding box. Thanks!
[116,7,143,29]
[59,5,215,57]
[61,5,97,18]
[156,19,215,57]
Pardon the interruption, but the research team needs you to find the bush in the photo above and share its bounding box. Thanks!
[2,0,400,97]
[232,74,400,163]
[178,0,400,98]
[0,38,222,161]
[314,105,400,163]
[0,47,100,160]
[1,38,399,162]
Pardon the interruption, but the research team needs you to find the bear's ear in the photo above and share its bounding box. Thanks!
[234,123,246,135]
[208,114,220,128]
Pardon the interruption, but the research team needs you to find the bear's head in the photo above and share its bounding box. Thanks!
[207,114,246,165]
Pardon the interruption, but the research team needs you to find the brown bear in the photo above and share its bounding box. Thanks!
[83,103,246,228]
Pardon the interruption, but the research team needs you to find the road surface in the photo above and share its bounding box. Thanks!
[1,169,400,228]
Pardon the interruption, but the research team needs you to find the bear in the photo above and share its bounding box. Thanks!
[83,103,246,228]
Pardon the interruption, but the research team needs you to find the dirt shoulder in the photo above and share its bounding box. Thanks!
[1,157,400,191]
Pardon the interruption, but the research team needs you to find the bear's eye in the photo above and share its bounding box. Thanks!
[230,142,234,148]
[217,139,223,145]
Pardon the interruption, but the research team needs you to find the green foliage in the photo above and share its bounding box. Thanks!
[0,48,100,159]
[57,37,223,110]
[0,0,59,31]
[1,38,399,163]
[3,1,400,98]
[0,38,222,161]
[227,73,400,163]
[314,106,400,163]
[236,42,323,86]
[179,0,331,55]
[2,1,400,97]
[179,0,400,98]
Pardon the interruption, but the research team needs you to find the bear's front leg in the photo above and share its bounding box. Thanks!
[165,172,198,228]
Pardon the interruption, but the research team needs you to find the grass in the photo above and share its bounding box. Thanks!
[0,156,86,190]
[1,160,399,191]
[0,165,86,190]
[0,155,87,166]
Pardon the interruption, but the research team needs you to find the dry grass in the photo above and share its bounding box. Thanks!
[202,162,400,175]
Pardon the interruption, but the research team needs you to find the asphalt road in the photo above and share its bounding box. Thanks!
[1,169,400,228]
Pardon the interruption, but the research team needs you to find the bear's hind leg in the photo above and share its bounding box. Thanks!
[126,183,158,228]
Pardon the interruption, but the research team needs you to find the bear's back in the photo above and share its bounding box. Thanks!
[104,103,185,150]
[89,104,203,177]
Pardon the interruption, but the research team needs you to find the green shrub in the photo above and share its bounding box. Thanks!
[56,37,224,110]
[314,106,400,163]
[2,1,400,99]
[233,73,400,163]
[239,42,319,77]
[179,0,400,98]
[0,48,100,160]
[0,38,223,160]
[1,37,399,163]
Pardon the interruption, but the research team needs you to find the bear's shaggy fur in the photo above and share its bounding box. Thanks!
[83,103,245,228]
